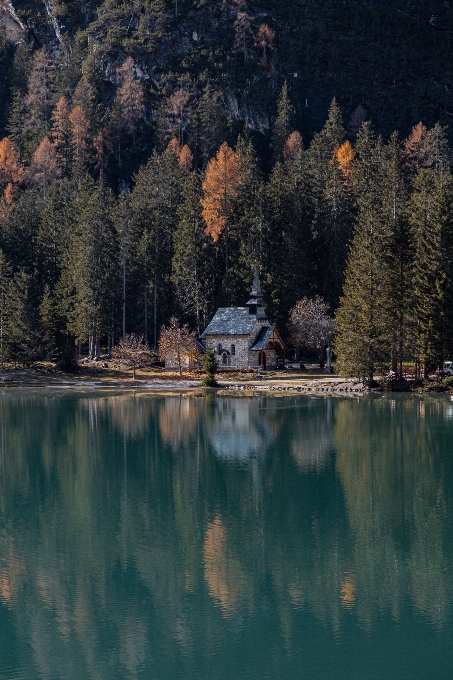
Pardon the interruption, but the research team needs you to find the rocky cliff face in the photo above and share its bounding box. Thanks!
[1,0,453,140]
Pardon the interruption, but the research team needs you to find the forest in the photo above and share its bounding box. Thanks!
[1,1,453,376]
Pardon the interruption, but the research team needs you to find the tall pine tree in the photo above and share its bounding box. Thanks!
[335,124,390,381]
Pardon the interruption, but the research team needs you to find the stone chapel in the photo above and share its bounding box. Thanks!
[200,270,286,370]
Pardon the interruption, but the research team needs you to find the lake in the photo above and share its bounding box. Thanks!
[0,391,452,679]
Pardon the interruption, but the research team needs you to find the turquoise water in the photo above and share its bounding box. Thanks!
[0,391,452,679]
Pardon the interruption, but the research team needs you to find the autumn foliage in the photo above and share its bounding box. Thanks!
[402,122,430,172]
[0,138,23,193]
[29,137,61,192]
[201,142,240,242]
[69,106,90,166]
[158,317,198,375]
[283,131,303,162]
[111,334,151,379]
[335,140,356,179]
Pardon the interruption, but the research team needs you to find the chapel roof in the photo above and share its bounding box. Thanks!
[200,307,258,337]
[249,325,275,351]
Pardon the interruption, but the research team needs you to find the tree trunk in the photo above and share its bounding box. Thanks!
[144,287,148,345]
[122,251,126,339]
[153,269,157,350]
[391,353,397,373]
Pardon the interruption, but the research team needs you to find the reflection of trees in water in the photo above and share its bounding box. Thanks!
[0,394,452,676]
[158,396,200,450]
[203,514,245,617]
[290,398,334,470]
[335,397,452,629]
[0,533,25,609]
[108,395,154,438]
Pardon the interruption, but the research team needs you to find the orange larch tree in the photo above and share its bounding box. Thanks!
[164,89,193,146]
[0,138,24,201]
[255,24,275,64]
[201,143,240,240]
[50,96,71,172]
[166,138,193,173]
[116,57,145,146]
[335,140,356,182]
[201,142,241,283]
[283,130,303,163]
[69,106,91,172]
[29,136,61,197]
[179,145,193,173]
[402,122,430,174]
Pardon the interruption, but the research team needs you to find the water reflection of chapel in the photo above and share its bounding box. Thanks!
[200,270,286,370]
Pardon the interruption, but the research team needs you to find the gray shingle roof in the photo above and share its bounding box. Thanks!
[196,340,206,354]
[200,308,257,337]
[249,326,274,351]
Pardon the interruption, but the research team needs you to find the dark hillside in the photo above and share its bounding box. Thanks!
[1,0,453,147]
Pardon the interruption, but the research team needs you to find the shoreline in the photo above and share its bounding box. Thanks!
[0,369,450,397]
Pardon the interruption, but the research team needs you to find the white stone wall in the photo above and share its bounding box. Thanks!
[206,319,274,369]
[207,335,250,368]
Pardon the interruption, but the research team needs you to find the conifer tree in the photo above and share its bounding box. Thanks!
[1,188,44,275]
[6,91,24,154]
[263,160,297,330]
[380,132,414,377]
[409,166,453,372]
[0,250,15,366]
[57,179,120,357]
[227,135,264,305]
[113,191,136,340]
[282,130,313,300]
[130,149,184,347]
[307,99,351,306]
[69,106,91,177]
[37,179,77,293]
[115,57,145,147]
[24,48,56,152]
[9,44,32,96]
[263,130,312,330]
[271,81,293,162]
[72,76,97,125]
[202,345,218,386]
[335,124,390,381]
[192,84,227,166]
[50,97,71,174]
[172,172,216,332]
[7,270,48,366]
[93,128,113,183]
[29,137,62,197]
